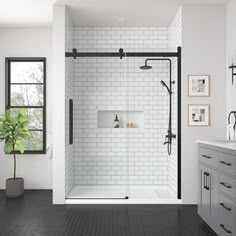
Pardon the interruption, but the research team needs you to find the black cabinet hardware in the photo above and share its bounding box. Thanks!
[219,161,232,166]
[220,203,232,211]
[204,172,210,190]
[204,172,206,189]
[220,182,232,189]
[220,224,232,234]
[202,155,212,159]
[205,172,210,190]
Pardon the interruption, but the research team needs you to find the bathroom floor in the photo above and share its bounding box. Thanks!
[67,185,174,199]
[0,190,217,236]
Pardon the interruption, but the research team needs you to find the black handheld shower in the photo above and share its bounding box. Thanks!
[161,80,171,94]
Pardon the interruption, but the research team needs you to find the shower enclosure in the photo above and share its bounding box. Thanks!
[65,46,181,201]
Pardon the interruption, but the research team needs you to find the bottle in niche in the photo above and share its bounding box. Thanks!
[114,114,119,128]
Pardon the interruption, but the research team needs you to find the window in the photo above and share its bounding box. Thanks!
[5,58,46,154]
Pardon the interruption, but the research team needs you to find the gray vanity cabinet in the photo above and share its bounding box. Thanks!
[198,163,219,232]
[198,143,236,236]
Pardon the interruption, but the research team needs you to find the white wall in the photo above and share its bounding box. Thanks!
[181,5,226,204]
[226,0,236,123]
[0,28,53,189]
[52,5,66,204]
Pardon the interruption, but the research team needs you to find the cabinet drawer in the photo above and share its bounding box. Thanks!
[218,194,236,236]
[219,174,236,200]
[219,152,236,177]
[199,147,219,168]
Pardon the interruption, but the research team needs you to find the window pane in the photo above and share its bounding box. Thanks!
[22,131,43,151]
[11,84,43,106]
[10,108,43,130]
[11,62,44,83]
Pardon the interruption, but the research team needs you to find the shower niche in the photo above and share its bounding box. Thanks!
[97,110,144,129]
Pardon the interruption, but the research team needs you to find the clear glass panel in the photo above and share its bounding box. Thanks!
[11,61,44,83]
[67,55,128,199]
[10,108,43,129]
[22,131,43,151]
[10,84,43,106]
[126,57,178,200]
[65,53,178,200]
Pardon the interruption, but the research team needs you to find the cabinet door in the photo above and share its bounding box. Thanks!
[198,164,210,223]
[208,168,219,233]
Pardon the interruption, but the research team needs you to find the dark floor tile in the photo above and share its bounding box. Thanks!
[0,190,217,236]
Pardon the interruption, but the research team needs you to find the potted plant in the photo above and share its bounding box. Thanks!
[0,108,29,198]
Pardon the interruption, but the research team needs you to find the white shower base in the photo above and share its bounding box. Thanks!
[67,185,176,201]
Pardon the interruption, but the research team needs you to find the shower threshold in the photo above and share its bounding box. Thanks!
[67,185,128,199]
[66,185,181,204]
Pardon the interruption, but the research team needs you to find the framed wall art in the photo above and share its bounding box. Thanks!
[188,104,210,126]
[188,75,210,97]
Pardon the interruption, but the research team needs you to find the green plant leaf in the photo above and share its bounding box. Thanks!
[18,108,27,116]
[4,141,13,154]
[21,121,29,129]
[18,114,26,123]
[0,108,29,153]
[19,132,29,139]
[5,110,11,121]
[15,141,24,154]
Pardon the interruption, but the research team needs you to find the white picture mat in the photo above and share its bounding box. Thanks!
[188,75,210,96]
[188,105,210,126]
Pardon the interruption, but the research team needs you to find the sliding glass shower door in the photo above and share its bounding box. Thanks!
[66,55,129,199]
[65,50,179,200]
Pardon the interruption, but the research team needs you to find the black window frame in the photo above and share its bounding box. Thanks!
[5,57,46,154]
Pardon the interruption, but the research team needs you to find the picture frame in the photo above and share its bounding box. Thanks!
[188,75,210,97]
[188,104,210,126]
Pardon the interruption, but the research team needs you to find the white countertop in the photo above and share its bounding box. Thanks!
[197,140,236,151]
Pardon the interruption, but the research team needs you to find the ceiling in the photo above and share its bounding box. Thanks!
[0,0,228,28]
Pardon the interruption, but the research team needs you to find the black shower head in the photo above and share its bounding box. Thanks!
[140,59,152,70]
[161,80,171,94]
[140,65,152,70]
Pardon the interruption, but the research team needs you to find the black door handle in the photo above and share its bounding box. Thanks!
[220,182,232,189]
[203,172,206,189]
[219,161,232,166]
[69,99,73,145]
[220,203,232,211]
[202,155,212,159]
[205,172,210,190]
[220,224,232,234]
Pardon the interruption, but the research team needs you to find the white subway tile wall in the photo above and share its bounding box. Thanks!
[65,10,74,195]
[168,8,182,194]
[65,10,182,196]
[71,27,176,188]
[169,8,182,51]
